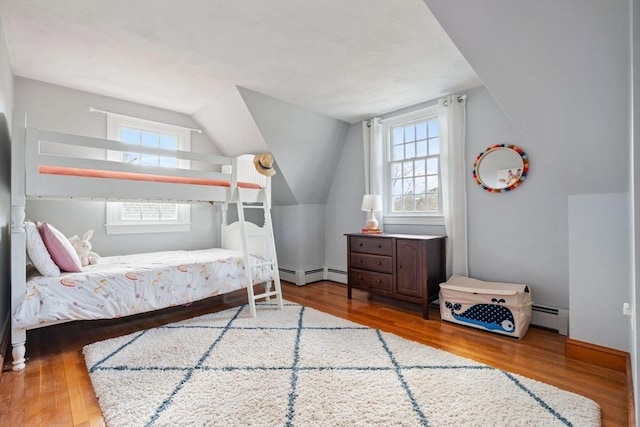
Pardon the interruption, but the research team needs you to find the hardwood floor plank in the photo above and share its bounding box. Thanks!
[0,281,628,426]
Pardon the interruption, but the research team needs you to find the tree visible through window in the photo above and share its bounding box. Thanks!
[389,115,440,214]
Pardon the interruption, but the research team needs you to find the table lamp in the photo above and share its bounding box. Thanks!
[361,194,382,230]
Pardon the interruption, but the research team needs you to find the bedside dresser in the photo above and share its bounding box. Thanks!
[346,233,446,319]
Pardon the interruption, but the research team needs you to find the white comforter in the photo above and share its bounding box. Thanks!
[14,248,274,329]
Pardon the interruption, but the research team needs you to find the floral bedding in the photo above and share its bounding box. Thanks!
[14,248,274,329]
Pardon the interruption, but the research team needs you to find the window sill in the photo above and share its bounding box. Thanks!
[105,223,191,235]
[383,215,444,226]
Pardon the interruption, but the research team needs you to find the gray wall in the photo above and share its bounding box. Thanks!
[424,0,632,351]
[15,78,221,256]
[632,0,639,420]
[240,87,350,273]
[0,12,13,346]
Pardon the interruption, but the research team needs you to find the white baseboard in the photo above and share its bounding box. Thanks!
[279,267,325,286]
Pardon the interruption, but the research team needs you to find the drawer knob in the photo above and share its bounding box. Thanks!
[377,261,382,265]
[377,244,382,248]
[359,243,363,247]
[377,279,382,283]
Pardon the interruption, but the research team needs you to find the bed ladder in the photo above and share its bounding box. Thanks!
[236,188,284,317]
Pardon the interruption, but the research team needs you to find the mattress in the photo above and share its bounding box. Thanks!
[14,248,274,329]
[39,165,262,189]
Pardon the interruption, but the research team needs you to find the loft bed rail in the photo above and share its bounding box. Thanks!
[10,119,273,204]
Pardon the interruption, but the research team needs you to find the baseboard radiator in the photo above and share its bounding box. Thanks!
[294,268,570,335]
[530,304,569,335]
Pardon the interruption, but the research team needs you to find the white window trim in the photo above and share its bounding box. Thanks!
[382,105,444,226]
[105,114,192,235]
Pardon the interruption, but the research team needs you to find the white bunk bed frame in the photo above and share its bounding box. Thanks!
[9,114,283,371]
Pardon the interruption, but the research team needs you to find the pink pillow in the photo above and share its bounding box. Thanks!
[39,223,83,272]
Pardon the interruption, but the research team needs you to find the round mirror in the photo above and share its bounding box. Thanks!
[472,144,528,192]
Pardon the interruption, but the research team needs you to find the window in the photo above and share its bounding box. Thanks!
[105,114,191,234]
[384,106,443,225]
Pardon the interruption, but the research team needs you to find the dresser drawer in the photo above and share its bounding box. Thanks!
[350,236,392,256]
[350,253,392,273]
[349,269,393,293]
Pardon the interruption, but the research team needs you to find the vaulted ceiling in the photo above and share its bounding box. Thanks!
[0,0,480,124]
[0,0,482,205]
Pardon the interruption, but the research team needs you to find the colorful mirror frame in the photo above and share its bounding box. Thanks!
[472,144,529,192]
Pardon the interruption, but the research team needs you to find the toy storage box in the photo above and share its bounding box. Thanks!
[439,275,533,339]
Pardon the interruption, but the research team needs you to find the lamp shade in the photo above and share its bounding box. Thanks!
[361,194,383,211]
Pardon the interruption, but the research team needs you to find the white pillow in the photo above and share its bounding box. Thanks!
[25,221,60,277]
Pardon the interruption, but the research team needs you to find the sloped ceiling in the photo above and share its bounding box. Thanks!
[0,0,483,206]
[0,0,480,124]
[424,0,630,194]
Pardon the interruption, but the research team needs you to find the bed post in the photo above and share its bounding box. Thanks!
[11,113,27,370]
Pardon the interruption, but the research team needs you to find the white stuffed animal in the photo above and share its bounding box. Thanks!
[68,229,101,266]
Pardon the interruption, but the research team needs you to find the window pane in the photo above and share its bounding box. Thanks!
[392,128,404,145]
[416,122,427,140]
[393,145,404,160]
[426,193,439,212]
[415,195,426,211]
[159,156,178,168]
[391,162,403,179]
[404,126,415,142]
[403,195,414,211]
[141,153,159,166]
[427,175,439,192]
[122,203,141,220]
[141,132,159,147]
[414,159,425,176]
[160,203,178,220]
[121,127,140,144]
[392,178,403,195]
[141,203,160,220]
[403,178,414,194]
[159,135,178,150]
[428,119,439,137]
[415,176,425,193]
[405,142,415,159]
[392,196,403,212]
[403,161,413,178]
[416,140,427,157]
[429,138,440,155]
[427,157,438,175]
[122,152,139,164]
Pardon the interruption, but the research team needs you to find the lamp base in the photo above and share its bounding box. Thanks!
[364,210,378,230]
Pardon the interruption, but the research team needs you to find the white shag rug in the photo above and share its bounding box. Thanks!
[84,301,601,427]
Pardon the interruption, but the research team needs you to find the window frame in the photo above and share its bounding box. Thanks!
[105,114,192,235]
[382,106,444,227]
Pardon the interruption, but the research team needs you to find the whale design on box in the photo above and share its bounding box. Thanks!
[439,275,532,339]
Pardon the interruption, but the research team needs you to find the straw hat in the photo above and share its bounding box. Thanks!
[253,153,277,177]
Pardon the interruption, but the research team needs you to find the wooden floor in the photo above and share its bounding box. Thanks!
[0,281,629,426]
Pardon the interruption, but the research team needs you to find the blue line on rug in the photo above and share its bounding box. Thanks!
[144,304,245,427]
[285,305,305,427]
[502,371,573,426]
[377,329,429,427]
[88,329,148,373]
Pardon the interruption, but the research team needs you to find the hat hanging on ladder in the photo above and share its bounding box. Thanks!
[253,153,277,177]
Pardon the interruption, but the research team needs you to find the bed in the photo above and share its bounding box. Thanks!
[10,114,283,371]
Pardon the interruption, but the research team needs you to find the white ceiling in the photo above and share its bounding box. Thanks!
[0,0,481,124]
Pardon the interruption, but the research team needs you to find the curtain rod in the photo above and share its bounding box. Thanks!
[89,107,203,134]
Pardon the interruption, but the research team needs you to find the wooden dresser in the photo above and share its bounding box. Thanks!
[346,233,446,319]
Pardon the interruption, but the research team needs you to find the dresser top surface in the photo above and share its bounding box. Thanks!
[345,233,445,241]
